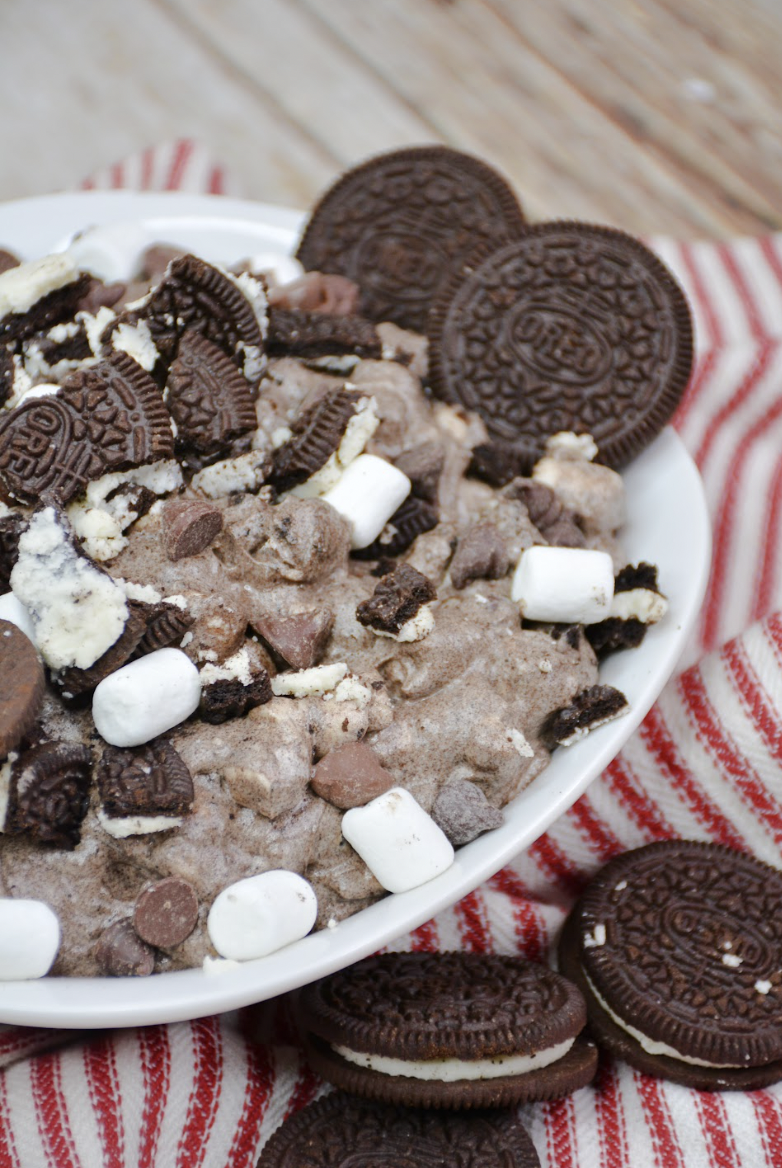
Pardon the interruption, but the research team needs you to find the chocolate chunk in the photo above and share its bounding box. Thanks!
[6,741,93,849]
[135,245,184,282]
[509,480,586,547]
[296,145,526,334]
[199,668,273,724]
[133,877,199,948]
[0,619,45,756]
[449,521,510,589]
[268,271,360,316]
[131,601,194,658]
[356,563,436,635]
[429,223,694,469]
[51,602,148,702]
[267,306,381,360]
[269,388,364,494]
[0,512,26,591]
[351,494,439,561]
[467,441,534,487]
[165,330,257,455]
[0,250,20,275]
[0,273,91,346]
[97,739,194,819]
[393,441,444,504]
[163,497,224,561]
[254,609,334,670]
[76,279,126,315]
[116,254,266,386]
[540,684,629,750]
[311,742,395,810]
[431,779,504,846]
[96,919,155,977]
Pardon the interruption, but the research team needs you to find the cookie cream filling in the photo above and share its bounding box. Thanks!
[97,809,184,838]
[332,1038,575,1081]
[583,970,751,1067]
[0,253,78,318]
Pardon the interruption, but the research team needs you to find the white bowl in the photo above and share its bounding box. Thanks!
[0,192,711,1028]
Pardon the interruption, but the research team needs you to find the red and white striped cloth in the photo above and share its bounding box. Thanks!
[2,139,782,1167]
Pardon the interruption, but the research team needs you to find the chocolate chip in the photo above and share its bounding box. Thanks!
[0,250,20,275]
[254,609,334,670]
[97,739,194,819]
[199,668,272,724]
[5,741,93,849]
[356,563,436,635]
[268,272,360,316]
[267,307,382,360]
[165,330,257,455]
[393,441,445,504]
[450,522,510,589]
[76,278,127,315]
[540,684,629,750]
[351,494,439,561]
[509,480,585,548]
[164,497,224,561]
[311,742,395,810]
[135,245,184,282]
[0,619,45,757]
[23,321,92,370]
[269,388,364,494]
[96,919,155,977]
[131,601,194,658]
[467,442,533,487]
[0,512,26,592]
[133,878,199,949]
[51,602,148,703]
[431,779,504,845]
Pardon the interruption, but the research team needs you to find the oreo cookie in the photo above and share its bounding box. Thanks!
[297,950,597,1108]
[257,1095,540,1168]
[296,145,526,334]
[0,619,45,756]
[428,222,694,468]
[558,840,782,1089]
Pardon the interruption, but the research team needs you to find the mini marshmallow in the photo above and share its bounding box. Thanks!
[322,454,411,550]
[92,647,201,747]
[64,221,152,282]
[244,252,305,287]
[0,899,60,980]
[207,870,317,961]
[341,787,455,894]
[0,592,37,644]
[512,546,614,625]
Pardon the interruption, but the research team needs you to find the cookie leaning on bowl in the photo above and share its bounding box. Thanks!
[297,950,597,1109]
[558,840,782,1090]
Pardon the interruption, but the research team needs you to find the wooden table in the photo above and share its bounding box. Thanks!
[1,0,780,237]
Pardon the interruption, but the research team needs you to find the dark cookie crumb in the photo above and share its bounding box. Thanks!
[356,563,436,635]
[541,684,628,750]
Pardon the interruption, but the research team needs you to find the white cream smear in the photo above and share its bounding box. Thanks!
[333,1038,575,1081]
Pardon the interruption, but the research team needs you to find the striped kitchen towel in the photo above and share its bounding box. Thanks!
[1,139,781,1167]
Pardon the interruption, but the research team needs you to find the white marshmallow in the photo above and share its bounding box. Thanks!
[0,592,37,643]
[0,899,60,980]
[92,647,201,747]
[207,870,317,961]
[322,454,411,550]
[245,252,304,287]
[341,787,454,894]
[64,222,151,282]
[511,546,614,625]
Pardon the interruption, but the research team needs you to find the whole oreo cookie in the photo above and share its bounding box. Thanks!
[257,1095,540,1168]
[296,145,526,334]
[558,840,782,1089]
[428,222,694,468]
[297,950,597,1108]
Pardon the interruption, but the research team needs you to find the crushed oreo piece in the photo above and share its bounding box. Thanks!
[6,742,93,849]
[467,442,533,488]
[254,609,334,670]
[199,668,272,724]
[393,441,445,504]
[431,779,504,846]
[269,388,363,494]
[165,330,257,455]
[268,272,360,316]
[50,603,148,703]
[104,480,157,524]
[0,511,26,591]
[0,346,13,406]
[96,918,156,977]
[97,739,194,819]
[0,272,91,346]
[509,480,586,548]
[164,497,224,561]
[352,493,439,561]
[267,306,382,360]
[541,685,629,750]
[131,601,194,659]
[450,522,510,590]
[356,563,436,635]
[585,617,647,657]
[586,561,665,658]
[615,561,660,593]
